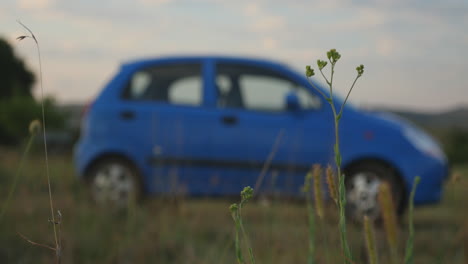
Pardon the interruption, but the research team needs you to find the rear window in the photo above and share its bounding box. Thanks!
[122,63,202,106]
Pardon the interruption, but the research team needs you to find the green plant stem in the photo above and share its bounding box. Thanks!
[232,210,244,264]
[307,78,329,101]
[239,210,255,264]
[364,216,378,264]
[330,64,352,264]
[404,176,421,264]
[332,109,352,264]
[339,75,360,116]
[308,61,353,264]
[0,134,36,222]
[306,193,316,264]
[329,63,335,97]
[17,21,60,262]
[319,68,331,86]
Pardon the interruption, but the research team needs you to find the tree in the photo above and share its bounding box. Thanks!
[0,37,65,145]
[0,37,35,100]
[445,127,468,164]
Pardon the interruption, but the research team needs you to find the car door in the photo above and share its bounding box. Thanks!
[208,60,333,195]
[117,59,215,194]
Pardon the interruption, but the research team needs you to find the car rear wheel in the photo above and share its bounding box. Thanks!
[344,162,404,222]
[86,158,141,208]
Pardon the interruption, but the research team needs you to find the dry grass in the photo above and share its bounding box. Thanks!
[0,150,466,263]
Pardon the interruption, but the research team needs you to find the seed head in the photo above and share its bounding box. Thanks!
[16,36,28,41]
[312,164,324,218]
[317,59,328,70]
[326,165,338,205]
[302,169,313,193]
[241,186,254,203]
[364,215,378,264]
[414,176,421,185]
[305,65,315,77]
[229,203,238,213]
[378,182,398,252]
[356,64,364,77]
[327,49,341,64]
[28,119,41,135]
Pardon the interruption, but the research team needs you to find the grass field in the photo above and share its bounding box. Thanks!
[0,149,467,263]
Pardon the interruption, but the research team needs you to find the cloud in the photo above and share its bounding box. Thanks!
[243,2,260,16]
[262,37,277,50]
[240,2,286,33]
[137,0,172,6]
[2,0,467,110]
[375,35,399,57]
[251,15,285,32]
[17,0,54,9]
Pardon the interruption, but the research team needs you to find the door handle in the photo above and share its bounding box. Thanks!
[221,115,237,125]
[120,110,135,120]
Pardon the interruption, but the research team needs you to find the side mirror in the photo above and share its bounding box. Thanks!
[285,92,301,111]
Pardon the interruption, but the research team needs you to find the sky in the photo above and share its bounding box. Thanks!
[1,0,467,112]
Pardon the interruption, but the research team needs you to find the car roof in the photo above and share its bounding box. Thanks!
[121,55,289,69]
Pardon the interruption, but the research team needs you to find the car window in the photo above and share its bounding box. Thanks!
[123,63,202,106]
[216,74,244,108]
[239,75,292,112]
[215,63,320,112]
[169,76,202,105]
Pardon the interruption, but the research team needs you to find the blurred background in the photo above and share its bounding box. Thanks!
[0,0,467,263]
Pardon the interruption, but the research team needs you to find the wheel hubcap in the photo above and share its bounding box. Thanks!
[91,163,135,207]
[346,172,381,219]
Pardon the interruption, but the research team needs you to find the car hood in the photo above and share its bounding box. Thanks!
[360,109,415,131]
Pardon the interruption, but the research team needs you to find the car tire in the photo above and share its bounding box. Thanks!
[344,162,405,222]
[86,157,142,208]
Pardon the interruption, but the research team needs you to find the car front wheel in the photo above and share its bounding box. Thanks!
[344,162,404,222]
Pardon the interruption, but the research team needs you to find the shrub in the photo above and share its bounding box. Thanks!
[0,96,65,145]
[444,127,468,164]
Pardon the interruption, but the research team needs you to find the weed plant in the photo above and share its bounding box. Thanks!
[305,50,425,264]
[16,21,62,262]
[305,49,364,263]
[230,186,256,264]
[227,49,430,264]
[404,176,421,264]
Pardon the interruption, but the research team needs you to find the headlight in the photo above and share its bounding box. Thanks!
[403,126,446,161]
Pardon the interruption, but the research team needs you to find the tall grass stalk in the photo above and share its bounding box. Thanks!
[302,167,316,264]
[17,21,61,262]
[378,182,399,264]
[0,120,40,223]
[326,165,338,205]
[312,165,324,219]
[253,130,284,195]
[306,49,364,264]
[404,176,421,264]
[364,215,378,264]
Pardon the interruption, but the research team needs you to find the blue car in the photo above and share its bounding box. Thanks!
[74,55,449,219]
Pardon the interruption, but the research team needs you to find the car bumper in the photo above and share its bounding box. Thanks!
[400,154,449,205]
